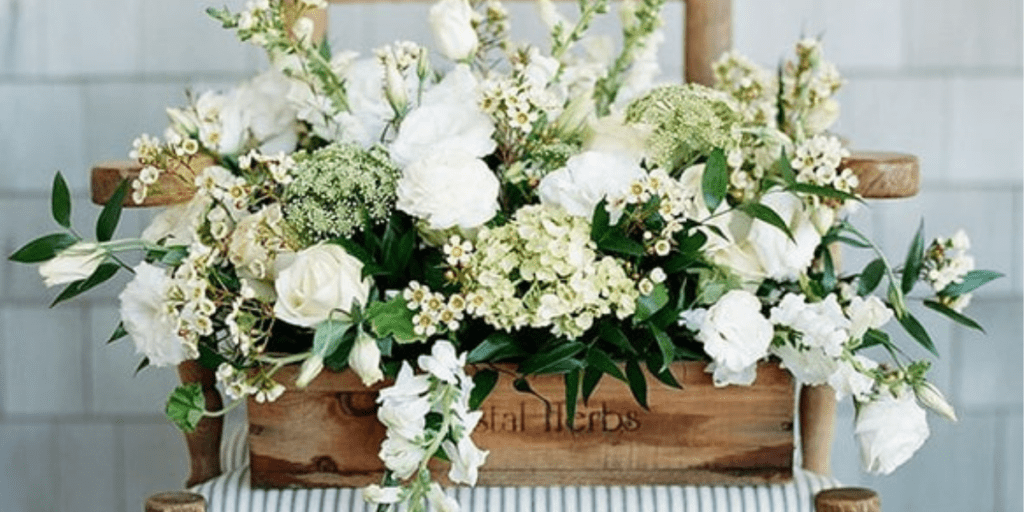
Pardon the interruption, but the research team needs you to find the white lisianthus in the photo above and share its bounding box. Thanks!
[537,150,645,223]
[914,381,958,422]
[828,355,877,401]
[273,243,371,328]
[855,389,930,475]
[119,262,188,367]
[348,330,385,386]
[746,190,821,281]
[428,0,478,61]
[396,151,500,231]
[38,242,107,287]
[846,295,893,340]
[389,104,495,168]
[691,290,773,386]
[442,433,489,485]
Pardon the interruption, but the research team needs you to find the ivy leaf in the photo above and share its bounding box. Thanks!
[897,311,938,356]
[737,202,794,242]
[858,258,886,296]
[564,369,581,431]
[923,300,985,333]
[586,347,626,382]
[469,369,499,410]
[165,383,206,433]
[8,233,78,263]
[519,342,586,375]
[634,283,669,322]
[901,220,925,294]
[466,332,525,363]
[51,172,72,229]
[624,359,648,410]
[940,270,1003,297]
[702,148,728,212]
[96,179,129,242]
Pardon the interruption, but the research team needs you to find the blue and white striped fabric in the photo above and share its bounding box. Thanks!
[192,426,840,512]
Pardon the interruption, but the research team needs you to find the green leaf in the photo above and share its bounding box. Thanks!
[165,383,206,433]
[96,179,129,242]
[197,343,230,370]
[786,182,863,204]
[595,230,645,257]
[598,322,637,355]
[564,369,580,431]
[107,322,128,344]
[51,172,72,229]
[940,270,1004,297]
[650,327,675,372]
[469,369,499,410]
[772,152,796,185]
[624,359,648,410]
[366,297,423,344]
[645,353,682,388]
[820,247,837,292]
[586,348,626,382]
[312,318,353,361]
[466,332,525,363]
[156,246,189,266]
[512,377,533,394]
[897,312,938,356]
[581,366,603,405]
[50,262,119,307]
[923,300,985,332]
[134,357,150,375]
[634,283,669,322]
[519,341,586,375]
[738,202,794,242]
[859,328,892,350]
[8,233,78,263]
[901,221,926,294]
[330,237,377,270]
[590,198,610,241]
[858,258,886,296]
[702,148,728,212]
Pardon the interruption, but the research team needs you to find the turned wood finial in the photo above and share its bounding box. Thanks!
[684,0,732,86]
[815,488,881,512]
[144,491,206,512]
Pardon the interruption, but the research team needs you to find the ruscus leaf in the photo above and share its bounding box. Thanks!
[858,258,886,296]
[940,270,1003,297]
[586,347,626,382]
[625,359,648,410]
[897,312,938,356]
[564,369,580,430]
[8,233,78,263]
[466,332,524,363]
[96,179,129,242]
[923,300,985,333]
[702,148,728,212]
[51,172,72,229]
[738,202,794,242]
[901,221,925,294]
[469,369,499,410]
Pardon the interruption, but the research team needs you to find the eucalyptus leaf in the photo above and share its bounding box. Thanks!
[702,148,728,211]
[51,172,72,229]
[96,179,129,242]
[858,258,886,296]
[923,300,985,333]
[8,233,78,263]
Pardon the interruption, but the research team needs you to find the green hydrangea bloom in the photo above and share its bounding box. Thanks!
[282,143,400,244]
[625,84,740,172]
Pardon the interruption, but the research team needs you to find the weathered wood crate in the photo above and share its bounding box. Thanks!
[247,361,795,488]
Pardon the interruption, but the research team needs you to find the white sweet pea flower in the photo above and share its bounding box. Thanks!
[417,340,466,384]
[827,355,877,401]
[378,393,431,441]
[273,243,371,328]
[142,193,213,247]
[746,190,821,281]
[379,434,427,479]
[349,330,385,386]
[378,362,432,402]
[855,388,930,475]
[442,433,490,485]
[914,381,958,422]
[704,360,758,387]
[770,343,837,386]
[426,483,460,512]
[537,150,645,223]
[362,485,402,505]
[692,290,773,386]
[846,295,893,340]
[38,242,107,287]
[119,262,188,367]
[396,150,500,231]
[428,0,479,61]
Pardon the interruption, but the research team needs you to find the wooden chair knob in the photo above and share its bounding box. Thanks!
[144,491,206,512]
[815,487,881,512]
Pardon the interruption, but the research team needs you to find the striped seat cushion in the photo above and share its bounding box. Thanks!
[195,425,840,512]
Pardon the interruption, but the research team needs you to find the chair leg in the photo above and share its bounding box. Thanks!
[800,384,838,476]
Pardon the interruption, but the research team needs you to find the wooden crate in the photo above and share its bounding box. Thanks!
[247,360,795,488]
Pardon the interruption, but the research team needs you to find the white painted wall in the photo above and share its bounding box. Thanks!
[0,0,1019,510]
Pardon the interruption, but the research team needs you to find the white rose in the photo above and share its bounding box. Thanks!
[389,103,495,168]
[846,295,893,340]
[537,150,645,222]
[855,389,930,475]
[396,151,500,230]
[273,243,371,328]
[38,242,106,287]
[119,262,188,367]
[694,290,773,381]
[746,190,821,281]
[349,330,385,386]
[429,0,479,61]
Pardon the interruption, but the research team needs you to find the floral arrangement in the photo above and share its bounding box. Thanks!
[11,0,1001,509]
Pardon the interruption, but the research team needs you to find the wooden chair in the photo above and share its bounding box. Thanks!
[90,1,919,510]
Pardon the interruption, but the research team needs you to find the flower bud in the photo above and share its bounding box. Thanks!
[915,381,958,422]
[292,17,315,45]
[348,330,384,386]
[383,58,409,114]
[38,242,107,288]
[295,354,324,388]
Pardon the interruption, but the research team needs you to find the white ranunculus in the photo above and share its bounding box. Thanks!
[348,330,384,386]
[389,103,495,168]
[38,242,107,287]
[443,434,489,485]
[396,151,500,230]
[537,150,645,222]
[379,434,427,479]
[855,389,930,475]
[846,295,893,340]
[119,262,188,367]
[273,243,371,328]
[429,0,479,61]
[746,190,821,281]
[694,290,773,381]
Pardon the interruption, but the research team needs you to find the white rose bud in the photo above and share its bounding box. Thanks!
[429,0,479,61]
[914,381,958,422]
[273,243,371,328]
[855,389,930,475]
[38,242,107,287]
[349,330,385,386]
